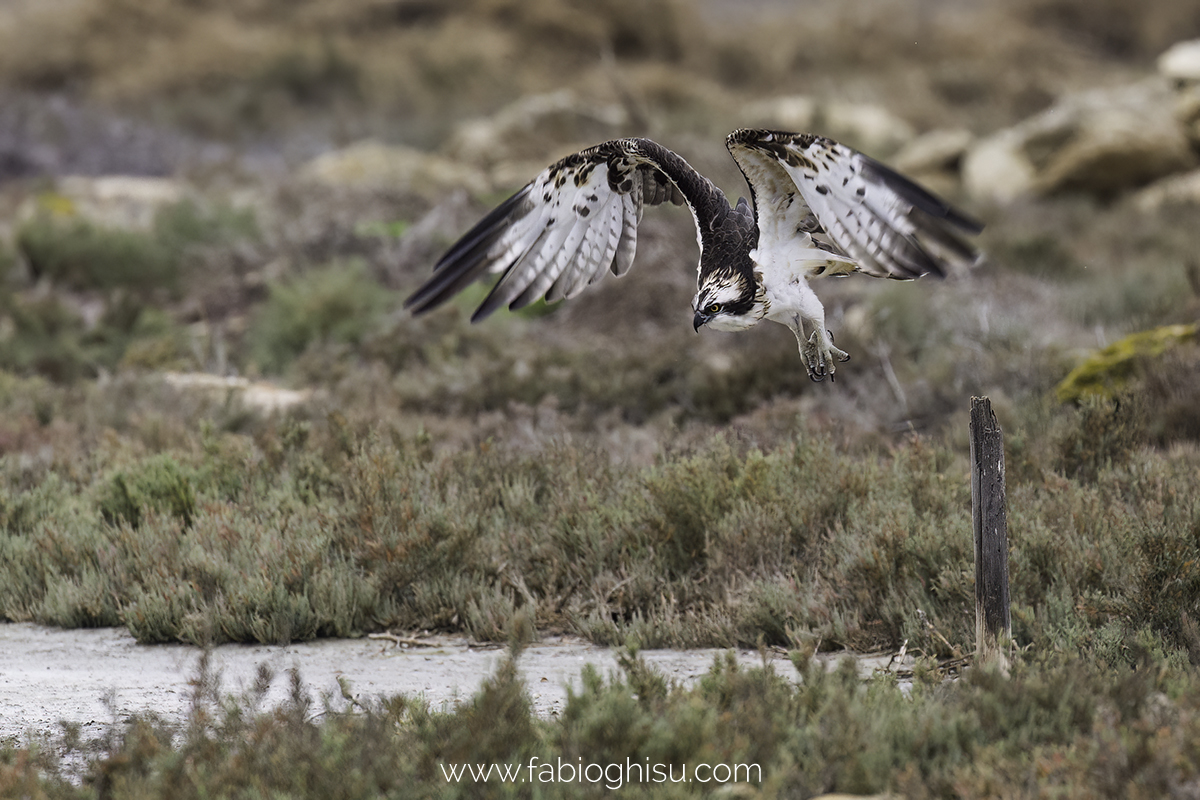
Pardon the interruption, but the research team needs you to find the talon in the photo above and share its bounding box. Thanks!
[796,321,849,383]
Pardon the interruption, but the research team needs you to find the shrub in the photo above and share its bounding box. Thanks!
[97,454,197,529]
[1053,393,1145,481]
[16,213,178,294]
[0,295,91,381]
[248,261,391,374]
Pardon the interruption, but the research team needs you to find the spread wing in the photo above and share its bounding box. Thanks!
[404,140,689,321]
[725,128,982,279]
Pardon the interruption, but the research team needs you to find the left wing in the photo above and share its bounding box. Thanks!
[725,128,982,279]
[404,141,686,321]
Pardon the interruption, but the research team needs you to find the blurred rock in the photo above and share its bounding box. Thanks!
[162,372,310,413]
[892,129,973,174]
[446,90,628,182]
[1172,84,1200,146]
[891,128,973,196]
[1132,168,1200,211]
[1158,39,1200,84]
[1157,40,1200,147]
[743,95,915,154]
[743,95,817,131]
[300,140,489,197]
[960,130,1037,204]
[822,101,915,155]
[963,78,1196,203]
[18,175,187,231]
[1055,324,1198,404]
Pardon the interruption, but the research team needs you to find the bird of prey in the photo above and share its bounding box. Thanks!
[405,129,982,381]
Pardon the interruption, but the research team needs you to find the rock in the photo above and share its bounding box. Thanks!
[1174,84,1200,146]
[963,79,1196,203]
[743,94,818,131]
[743,95,914,154]
[892,128,973,175]
[20,176,186,231]
[960,129,1037,204]
[1157,40,1200,146]
[300,140,489,197]
[1055,324,1198,404]
[446,90,628,180]
[161,372,310,413]
[1132,168,1200,211]
[1158,39,1200,84]
[821,101,915,154]
[890,128,973,196]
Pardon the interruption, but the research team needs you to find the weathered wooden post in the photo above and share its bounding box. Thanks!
[970,396,1011,666]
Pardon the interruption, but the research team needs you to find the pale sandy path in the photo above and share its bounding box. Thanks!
[0,623,847,741]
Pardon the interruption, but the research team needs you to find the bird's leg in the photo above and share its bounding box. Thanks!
[789,315,820,379]
[808,326,850,382]
[790,313,849,382]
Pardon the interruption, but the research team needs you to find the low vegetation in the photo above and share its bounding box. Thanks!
[2,198,259,380]
[1,371,1198,662]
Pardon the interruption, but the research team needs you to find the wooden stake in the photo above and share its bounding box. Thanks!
[970,396,1010,667]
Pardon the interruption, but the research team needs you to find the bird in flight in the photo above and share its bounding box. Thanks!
[405,129,982,381]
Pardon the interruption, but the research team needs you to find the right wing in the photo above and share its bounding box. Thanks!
[726,128,982,280]
[404,141,687,321]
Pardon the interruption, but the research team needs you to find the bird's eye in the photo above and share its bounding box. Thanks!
[706,302,721,314]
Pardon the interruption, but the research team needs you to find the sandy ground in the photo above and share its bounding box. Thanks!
[0,623,897,743]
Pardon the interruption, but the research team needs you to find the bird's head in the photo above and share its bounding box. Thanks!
[691,266,763,331]
[692,271,764,332]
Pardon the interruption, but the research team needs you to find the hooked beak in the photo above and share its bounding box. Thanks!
[693,310,708,332]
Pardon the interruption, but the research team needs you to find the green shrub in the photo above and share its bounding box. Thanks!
[152,198,258,251]
[1134,527,1200,650]
[16,213,179,293]
[1053,393,1145,481]
[0,239,16,285]
[0,295,195,381]
[249,261,391,373]
[5,199,256,382]
[1,372,1199,655]
[97,454,197,529]
[0,295,91,381]
[15,198,259,297]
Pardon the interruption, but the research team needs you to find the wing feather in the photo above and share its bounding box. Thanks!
[611,190,642,277]
[406,140,687,320]
[590,195,623,285]
[726,129,982,281]
[544,215,593,303]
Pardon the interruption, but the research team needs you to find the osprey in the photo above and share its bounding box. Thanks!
[405,129,982,381]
